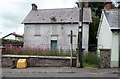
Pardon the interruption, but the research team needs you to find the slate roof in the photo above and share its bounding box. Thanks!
[2,33,23,39]
[104,9,120,30]
[22,8,92,24]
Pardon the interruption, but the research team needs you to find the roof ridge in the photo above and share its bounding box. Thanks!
[37,8,78,10]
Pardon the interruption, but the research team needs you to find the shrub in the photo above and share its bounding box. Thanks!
[1,39,23,46]
[83,52,100,68]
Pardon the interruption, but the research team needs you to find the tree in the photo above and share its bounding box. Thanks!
[89,2,104,18]
[88,2,104,51]
[89,15,99,45]
[1,39,23,46]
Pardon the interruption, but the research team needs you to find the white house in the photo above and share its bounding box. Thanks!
[2,32,23,41]
[97,3,120,67]
[22,3,92,51]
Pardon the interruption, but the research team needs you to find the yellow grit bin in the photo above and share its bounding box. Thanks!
[17,59,27,68]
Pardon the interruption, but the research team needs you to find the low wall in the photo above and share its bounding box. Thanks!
[2,55,76,67]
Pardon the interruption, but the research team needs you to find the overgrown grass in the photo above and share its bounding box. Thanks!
[3,44,101,68]
[83,52,100,68]
[3,44,76,57]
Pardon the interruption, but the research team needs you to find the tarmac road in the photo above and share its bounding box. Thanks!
[1,67,120,79]
[2,71,119,77]
[1,77,119,79]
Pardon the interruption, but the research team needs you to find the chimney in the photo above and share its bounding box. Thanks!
[104,2,112,11]
[84,2,89,8]
[31,3,37,10]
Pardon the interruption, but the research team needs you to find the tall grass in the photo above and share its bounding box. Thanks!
[3,44,76,57]
[83,52,100,68]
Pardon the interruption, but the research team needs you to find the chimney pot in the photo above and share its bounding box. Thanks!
[104,2,112,11]
[31,3,37,10]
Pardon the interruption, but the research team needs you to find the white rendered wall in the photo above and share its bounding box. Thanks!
[97,13,112,50]
[111,32,119,67]
[24,24,79,50]
[82,23,89,51]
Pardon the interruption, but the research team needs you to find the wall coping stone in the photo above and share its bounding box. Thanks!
[99,49,111,51]
[2,55,76,59]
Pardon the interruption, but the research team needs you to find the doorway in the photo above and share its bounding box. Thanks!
[51,40,57,50]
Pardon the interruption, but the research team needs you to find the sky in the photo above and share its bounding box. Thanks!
[0,0,77,38]
[0,0,119,38]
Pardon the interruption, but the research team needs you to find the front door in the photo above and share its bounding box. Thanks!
[51,40,57,50]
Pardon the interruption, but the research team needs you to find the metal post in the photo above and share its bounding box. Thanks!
[70,30,73,68]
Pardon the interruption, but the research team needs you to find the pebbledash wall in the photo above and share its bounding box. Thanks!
[24,23,89,51]
[2,55,76,67]
[24,24,78,50]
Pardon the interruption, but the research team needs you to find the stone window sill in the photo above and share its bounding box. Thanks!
[34,35,41,36]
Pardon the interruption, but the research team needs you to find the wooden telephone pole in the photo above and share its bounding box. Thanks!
[76,1,83,68]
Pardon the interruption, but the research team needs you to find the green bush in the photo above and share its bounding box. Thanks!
[83,52,100,68]
[1,39,23,45]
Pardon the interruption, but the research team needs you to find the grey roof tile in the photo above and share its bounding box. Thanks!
[22,8,92,24]
[105,10,120,29]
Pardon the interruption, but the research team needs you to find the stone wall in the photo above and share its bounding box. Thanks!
[100,49,111,68]
[2,55,76,67]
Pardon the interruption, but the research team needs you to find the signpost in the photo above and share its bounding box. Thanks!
[70,30,73,68]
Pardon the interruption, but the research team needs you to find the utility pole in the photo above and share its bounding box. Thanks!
[76,1,83,68]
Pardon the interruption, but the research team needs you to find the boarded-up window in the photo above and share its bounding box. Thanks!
[52,25,57,35]
[35,25,40,36]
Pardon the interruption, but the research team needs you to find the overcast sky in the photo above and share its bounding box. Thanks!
[0,0,77,37]
[0,0,118,38]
